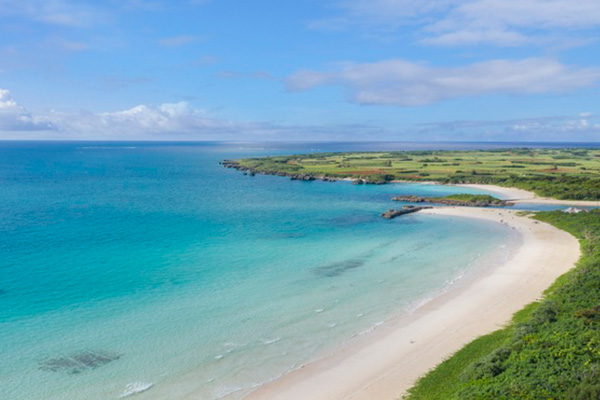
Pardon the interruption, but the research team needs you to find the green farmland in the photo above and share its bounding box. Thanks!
[232,148,600,200]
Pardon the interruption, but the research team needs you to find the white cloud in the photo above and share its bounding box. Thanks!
[413,114,600,141]
[422,28,530,47]
[46,102,239,138]
[316,0,600,46]
[0,88,240,138]
[286,58,600,106]
[0,89,381,140]
[0,0,108,28]
[0,89,54,131]
[425,0,600,46]
[507,116,598,137]
[0,89,18,109]
[1,87,598,142]
[312,0,456,29]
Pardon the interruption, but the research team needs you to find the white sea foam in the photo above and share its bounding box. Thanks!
[263,337,281,345]
[118,382,154,398]
[358,320,385,335]
[212,385,244,399]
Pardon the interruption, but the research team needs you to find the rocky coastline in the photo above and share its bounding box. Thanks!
[221,160,382,184]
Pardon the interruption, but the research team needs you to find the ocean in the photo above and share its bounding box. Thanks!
[0,141,591,399]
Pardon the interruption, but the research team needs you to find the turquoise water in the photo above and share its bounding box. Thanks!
[0,142,516,399]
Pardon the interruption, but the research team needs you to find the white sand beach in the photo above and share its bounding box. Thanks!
[245,207,580,400]
[457,183,600,207]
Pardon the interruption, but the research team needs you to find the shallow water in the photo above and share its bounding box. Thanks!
[0,142,525,399]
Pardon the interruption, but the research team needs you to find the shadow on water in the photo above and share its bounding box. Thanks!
[39,350,122,374]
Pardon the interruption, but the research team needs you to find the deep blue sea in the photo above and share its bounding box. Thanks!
[0,141,596,399]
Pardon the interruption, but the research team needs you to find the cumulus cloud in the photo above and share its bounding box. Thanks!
[286,58,600,106]
[315,0,600,46]
[0,89,54,131]
[45,102,241,138]
[1,88,598,142]
[0,88,240,138]
[0,88,387,140]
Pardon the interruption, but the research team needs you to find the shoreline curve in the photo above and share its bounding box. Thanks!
[244,206,580,400]
[456,183,600,207]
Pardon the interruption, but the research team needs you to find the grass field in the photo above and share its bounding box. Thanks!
[233,148,600,200]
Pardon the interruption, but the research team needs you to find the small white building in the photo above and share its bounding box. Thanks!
[563,207,584,214]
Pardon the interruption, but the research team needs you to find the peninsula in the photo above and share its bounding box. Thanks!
[222,148,600,201]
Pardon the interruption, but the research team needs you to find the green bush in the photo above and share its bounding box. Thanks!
[407,211,600,400]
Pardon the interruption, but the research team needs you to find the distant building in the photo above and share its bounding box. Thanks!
[564,207,585,214]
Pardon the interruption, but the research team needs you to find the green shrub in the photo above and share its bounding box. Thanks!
[407,211,600,400]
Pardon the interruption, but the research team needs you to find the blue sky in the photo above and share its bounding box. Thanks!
[0,0,599,141]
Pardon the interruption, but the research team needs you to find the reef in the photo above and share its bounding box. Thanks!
[39,350,122,374]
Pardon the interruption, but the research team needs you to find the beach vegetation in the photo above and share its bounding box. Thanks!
[405,210,600,399]
[443,194,504,204]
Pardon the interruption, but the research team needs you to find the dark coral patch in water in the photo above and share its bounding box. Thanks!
[39,350,121,374]
[313,259,365,277]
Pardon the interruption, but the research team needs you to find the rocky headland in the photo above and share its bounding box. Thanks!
[222,160,382,184]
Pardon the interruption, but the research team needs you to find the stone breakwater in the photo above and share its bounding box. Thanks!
[381,206,433,219]
[392,195,513,207]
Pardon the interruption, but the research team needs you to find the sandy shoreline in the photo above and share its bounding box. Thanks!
[245,207,580,400]
[455,183,536,201]
[348,180,599,207]
[456,183,600,207]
